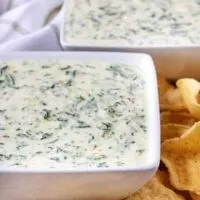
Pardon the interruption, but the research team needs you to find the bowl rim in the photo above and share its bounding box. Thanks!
[0,51,160,173]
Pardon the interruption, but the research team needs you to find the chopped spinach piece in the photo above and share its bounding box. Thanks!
[43,109,51,120]
[76,120,91,128]
[0,66,8,75]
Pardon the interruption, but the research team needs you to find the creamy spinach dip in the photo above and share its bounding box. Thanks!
[0,60,147,168]
[65,0,200,46]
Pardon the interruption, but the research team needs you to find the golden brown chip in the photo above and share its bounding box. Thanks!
[161,122,200,192]
[161,111,197,125]
[126,171,185,200]
[157,74,186,111]
[190,192,200,200]
[176,79,200,119]
[156,170,172,189]
[161,124,190,143]
[157,170,192,200]
[160,88,186,111]
[157,74,173,95]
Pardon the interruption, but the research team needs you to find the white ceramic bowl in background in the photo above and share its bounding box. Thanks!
[60,1,200,71]
[0,52,160,200]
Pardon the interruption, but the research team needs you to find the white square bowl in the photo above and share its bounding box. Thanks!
[0,52,160,200]
[60,1,200,70]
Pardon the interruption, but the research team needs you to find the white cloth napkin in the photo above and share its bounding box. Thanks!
[0,0,64,51]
